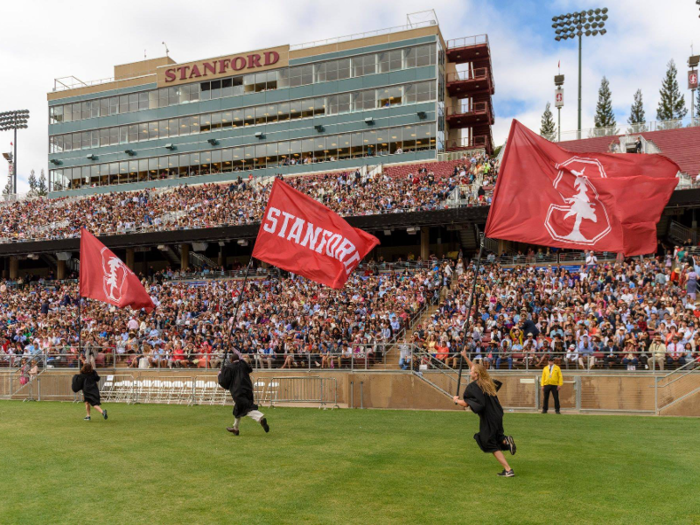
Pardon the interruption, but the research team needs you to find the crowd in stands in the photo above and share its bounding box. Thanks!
[0,153,498,242]
[0,267,440,372]
[401,247,700,372]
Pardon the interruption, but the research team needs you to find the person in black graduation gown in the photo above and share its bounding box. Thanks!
[73,363,108,422]
[218,353,270,436]
[453,351,516,477]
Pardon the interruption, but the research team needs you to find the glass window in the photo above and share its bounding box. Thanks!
[301,100,314,119]
[243,73,256,93]
[301,65,313,86]
[353,54,376,77]
[91,131,100,148]
[266,104,278,123]
[211,80,221,99]
[64,104,73,123]
[353,90,375,111]
[255,105,267,125]
[243,107,255,126]
[221,111,232,129]
[149,91,159,109]
[179,117,190,136]
[139,123,149,141]
[200,114,212,133]
[222,78,233,98]
[110,97,119,115]
[189,83,200,102]
[120,95,129,114]
[277,102,290,121]
[290,100,302,120]
[128,124,138,143]
[72,103,81,121]
[337,58,351,80]
[158,88,169,108]
[191,115,200,134]
[222,148,233,172]
[148,158,158,180]
[168,87,178,106]
[129,160,138,181]
[109,127,119,145]
[90,101,99,119]
[168,118,178,137]
[148,122,159,140]
[232,109,243,127]
[54,105,64,123]
[351,132,363,157]
[120,127,129,144]
[177,86,188,104]
[128,94,138,113]
[378,85,403,107]
[100,129,109,147]
[138,159,148,181]
[82,131,90,149]
[100,99,109,117]
[232,76,244,96]
[81,102,90,120]
[178,154,189,177]
[211,112,222,130]
[139,92,149,110]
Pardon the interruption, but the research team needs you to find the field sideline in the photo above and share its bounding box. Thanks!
[1,402,698,524]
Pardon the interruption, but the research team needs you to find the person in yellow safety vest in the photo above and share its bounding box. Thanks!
[541,355,563,414]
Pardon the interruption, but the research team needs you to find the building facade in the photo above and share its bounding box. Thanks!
[47,23,494,196]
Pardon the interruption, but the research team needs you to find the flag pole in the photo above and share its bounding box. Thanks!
[456,233,485,402]
[222,258,254,370]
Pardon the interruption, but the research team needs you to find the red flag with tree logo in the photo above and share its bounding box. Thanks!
[79,228,155,312]
[485,120,680,256]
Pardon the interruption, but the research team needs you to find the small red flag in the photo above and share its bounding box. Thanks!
[79,228,155,312]
[485,120,680,256]
[252,179,380,289]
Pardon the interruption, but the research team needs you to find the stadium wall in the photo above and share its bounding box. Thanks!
[7,370,700,416]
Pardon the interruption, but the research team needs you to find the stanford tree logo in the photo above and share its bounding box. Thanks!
[544,157,611,245]
[101,247,129,302]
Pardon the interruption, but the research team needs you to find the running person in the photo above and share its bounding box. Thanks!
[72,363,108,422]
[218,353,269,436]
[453,350,516,477]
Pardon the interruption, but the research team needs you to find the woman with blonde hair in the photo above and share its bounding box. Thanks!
[453,350,516,477]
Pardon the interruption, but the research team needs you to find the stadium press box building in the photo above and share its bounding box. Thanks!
[47,22,494,196]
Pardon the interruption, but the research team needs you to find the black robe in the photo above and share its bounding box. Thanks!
[463,379,508,453]
[79,371,101,406]
[218,361,257,418]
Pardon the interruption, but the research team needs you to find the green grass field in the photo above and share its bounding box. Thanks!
[1,402,698,525]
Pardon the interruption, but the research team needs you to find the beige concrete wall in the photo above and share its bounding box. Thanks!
[115,56,176,80]
[11,369,700,416]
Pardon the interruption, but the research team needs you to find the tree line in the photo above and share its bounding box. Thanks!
[541,59,698,140]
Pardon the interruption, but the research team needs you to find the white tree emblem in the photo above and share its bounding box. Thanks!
[101,247,129,302]
[545,157,611,246]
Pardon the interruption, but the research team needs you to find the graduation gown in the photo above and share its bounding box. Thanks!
[80,371,101,406]
[218,361,257,418]
[463,379,508,453]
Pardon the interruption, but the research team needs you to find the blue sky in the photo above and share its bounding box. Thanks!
[0,0,698,191]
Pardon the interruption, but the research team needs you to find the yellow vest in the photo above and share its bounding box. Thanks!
[541,364,563,386]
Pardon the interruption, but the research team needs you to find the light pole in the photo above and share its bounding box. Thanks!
[552,8,608,139]
[0,110,30,194]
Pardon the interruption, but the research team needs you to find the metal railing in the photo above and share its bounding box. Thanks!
[446,35,489,49]
[446,101,489,117]
[267,376,338,408]
[290,20,437,51]
[446,68,490,83]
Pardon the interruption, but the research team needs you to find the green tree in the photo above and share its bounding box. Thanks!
[2,178,12,200]
[540,102,557,141]
[37,169,48,196]
[627,89,647,132]
[695,88,700,120]
[593,76,617,136]
[27,169,37,195]
[656,60,687,126]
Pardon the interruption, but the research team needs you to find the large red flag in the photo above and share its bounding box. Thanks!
[79,228,155,312]
[252,179,380,289]
[485,120,680,256]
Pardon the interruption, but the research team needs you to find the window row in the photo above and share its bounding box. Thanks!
[49,124,436,191]
[48,44,437,124]
[49,81,436,153]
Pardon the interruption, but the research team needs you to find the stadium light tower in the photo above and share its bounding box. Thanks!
[552,8,608,139]
[0,110,30,194]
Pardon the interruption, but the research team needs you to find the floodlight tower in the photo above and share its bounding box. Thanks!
[552,8,608,139]
[0,110,30,194]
